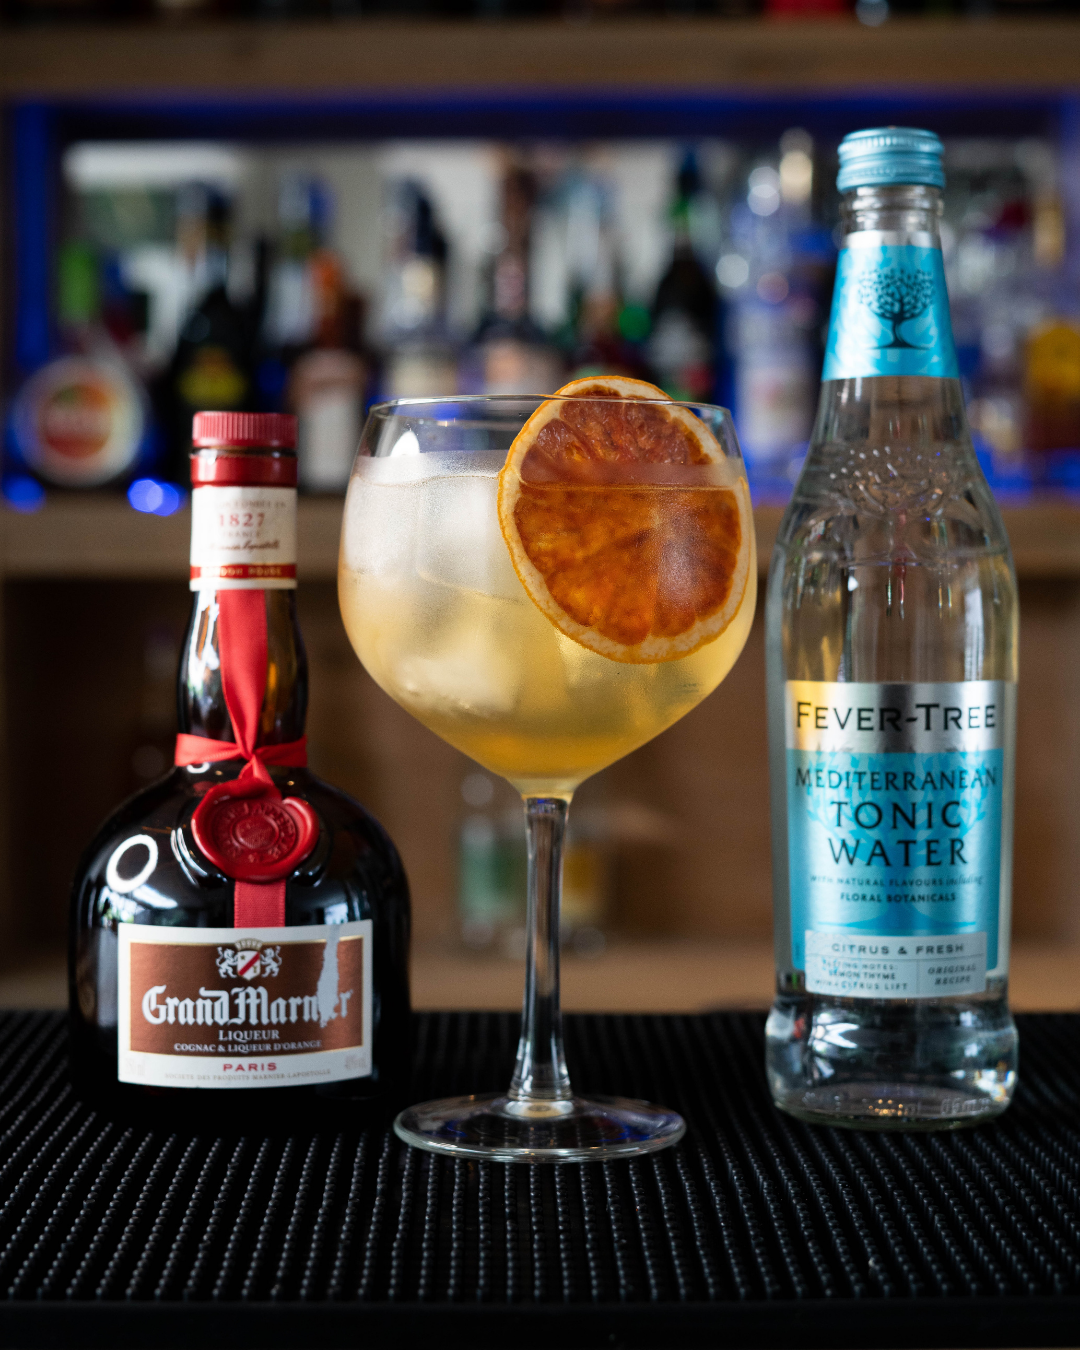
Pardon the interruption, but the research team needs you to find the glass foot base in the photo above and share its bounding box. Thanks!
[393,1092,686,1162]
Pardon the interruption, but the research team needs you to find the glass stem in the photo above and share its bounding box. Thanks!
[509,797,572,1105]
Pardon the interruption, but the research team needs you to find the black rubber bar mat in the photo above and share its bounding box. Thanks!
[0,1010,1079,1349]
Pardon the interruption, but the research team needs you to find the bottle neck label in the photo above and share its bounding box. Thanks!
[822,239,958,382]
[190,485,297,591]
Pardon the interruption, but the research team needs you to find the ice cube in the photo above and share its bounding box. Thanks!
[396,613,520,718]
[414,473,522,600]
[340,477,419,577]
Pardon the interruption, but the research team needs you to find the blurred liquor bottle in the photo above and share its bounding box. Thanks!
[763,0,848,13]
[646,152,720,403]
[949,141,1080,479]
[1023,191,1080,460]
[473,160,564,396]
[9,240,149,492]
[155,186,254,485]
[380,181,459,400]
[1025,319,1080,456]
[150,0,229,18]
[260,177,374,493]
[0,0,151,18]
[261,175,329,374]
[457,773,609,957]
[560,807,610,956]
[569,288,652,383]
[290,292,374,493]
[959,196,1032,479]
[562,0,760,13]
[561,166,651,382]
[457,774,526,955]
[721,133,824,482]
[468,0,560,13]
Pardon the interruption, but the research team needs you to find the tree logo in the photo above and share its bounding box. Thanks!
[856,266,935,349]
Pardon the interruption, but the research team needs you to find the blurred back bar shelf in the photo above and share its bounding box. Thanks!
[2,18,1080,93]
[3,14,1080,1005]
[2,496,1080,580]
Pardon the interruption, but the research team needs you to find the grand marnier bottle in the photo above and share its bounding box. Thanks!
[765,129,1018,1129]
[70,411,410,1117]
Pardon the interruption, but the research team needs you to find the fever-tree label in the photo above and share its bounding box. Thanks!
[822,240,959,382]
[785,681,1014,998]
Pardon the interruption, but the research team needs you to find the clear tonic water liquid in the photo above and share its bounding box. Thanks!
[765,157,1019,1129]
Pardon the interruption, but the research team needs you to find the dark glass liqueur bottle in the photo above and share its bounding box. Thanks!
[69,411,410,1120]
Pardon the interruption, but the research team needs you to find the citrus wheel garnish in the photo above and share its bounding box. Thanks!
[497,376,753,664]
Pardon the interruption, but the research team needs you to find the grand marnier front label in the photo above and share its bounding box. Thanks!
[785,681,1015,1000]
[118,922,371,1088]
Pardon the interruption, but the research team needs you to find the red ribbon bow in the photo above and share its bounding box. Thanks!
[174,734,308,783]
[174,590,315,927]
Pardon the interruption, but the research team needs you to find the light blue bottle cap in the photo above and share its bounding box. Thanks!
[836,127,945,193]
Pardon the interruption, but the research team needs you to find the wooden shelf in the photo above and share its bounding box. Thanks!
[0,495,342,581]
[2,17,1080,98]
[6,939,1079,1012]
[412,938,1080,1012]
[2,495,1076,582]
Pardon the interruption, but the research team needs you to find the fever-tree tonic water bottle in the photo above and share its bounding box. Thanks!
[765,129,1018,1129]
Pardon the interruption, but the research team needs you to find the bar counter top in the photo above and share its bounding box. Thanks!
[0,1006,1077,1349]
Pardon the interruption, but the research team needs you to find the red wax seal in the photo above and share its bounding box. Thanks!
[191,781,318,883]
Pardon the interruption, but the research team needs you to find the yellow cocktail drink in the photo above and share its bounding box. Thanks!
[339,451,755,797]
[342,381,756,1164]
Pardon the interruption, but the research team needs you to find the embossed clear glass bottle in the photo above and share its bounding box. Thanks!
[765,130,1019,1129]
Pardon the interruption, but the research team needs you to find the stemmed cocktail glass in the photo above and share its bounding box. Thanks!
[339,386,755,1162]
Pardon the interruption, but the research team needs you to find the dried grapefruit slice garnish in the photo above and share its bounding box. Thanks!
[497,376,753,664]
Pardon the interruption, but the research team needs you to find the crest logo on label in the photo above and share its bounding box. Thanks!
[215,938,282,981]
